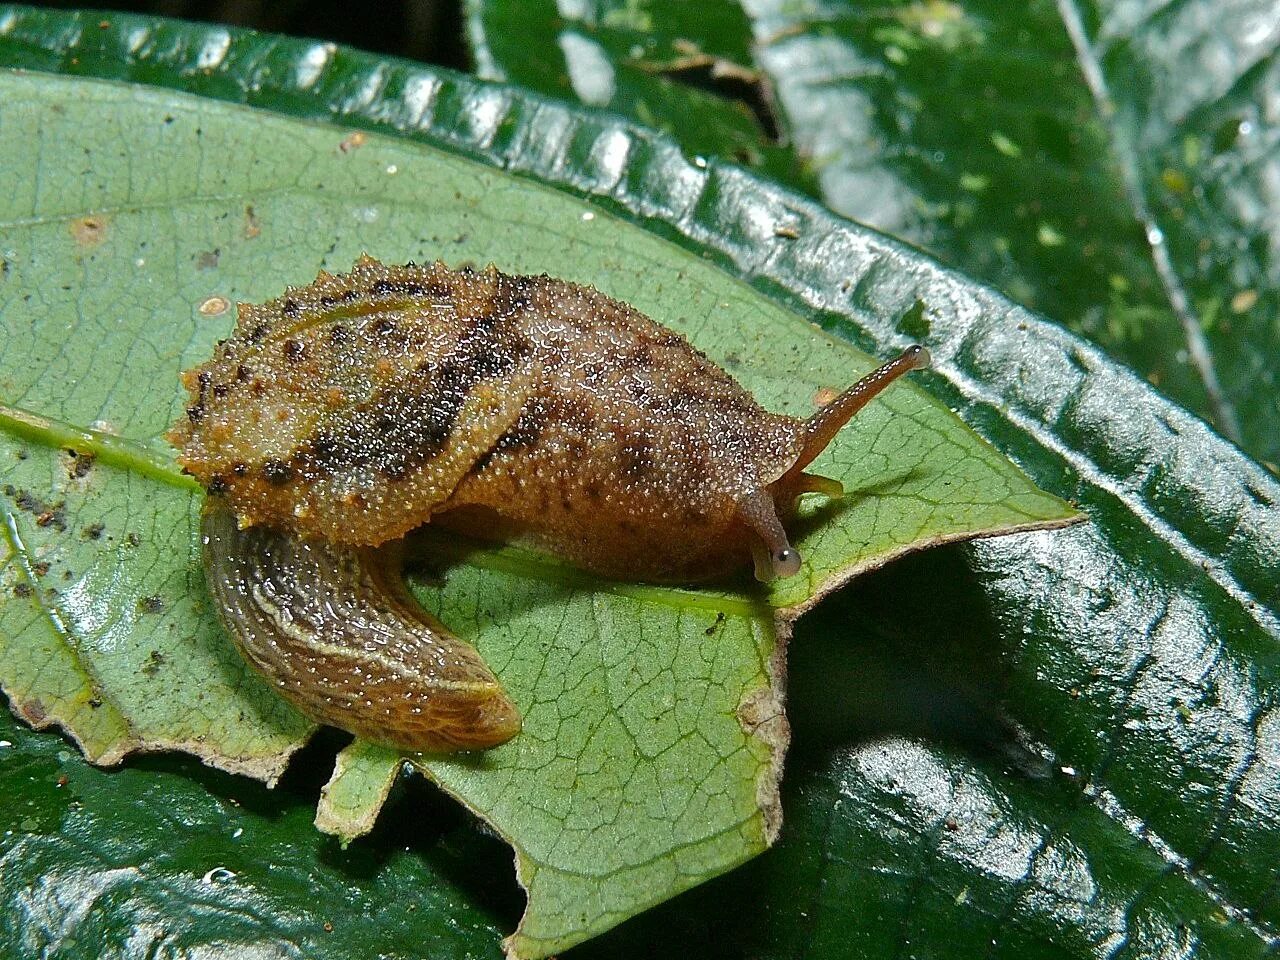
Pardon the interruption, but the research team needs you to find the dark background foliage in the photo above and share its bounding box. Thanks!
[29,0,469,66]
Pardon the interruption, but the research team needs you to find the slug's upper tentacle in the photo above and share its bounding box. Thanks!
[750,346,930,580]
[790,345,931,476]
[201,498,521,752]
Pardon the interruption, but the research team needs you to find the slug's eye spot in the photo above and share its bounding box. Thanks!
[906,344,932,370]
[772,548,802,579]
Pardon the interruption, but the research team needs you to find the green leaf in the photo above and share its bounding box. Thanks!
[466,0,1280,471]
[0,12,1073,959]
[0,7,1276,960]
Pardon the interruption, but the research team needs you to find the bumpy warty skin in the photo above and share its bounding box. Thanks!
[170,256,806,581]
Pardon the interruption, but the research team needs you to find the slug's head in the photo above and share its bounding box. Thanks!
[735,345,931,582]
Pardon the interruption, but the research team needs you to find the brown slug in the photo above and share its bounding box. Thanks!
[169,256,928,753]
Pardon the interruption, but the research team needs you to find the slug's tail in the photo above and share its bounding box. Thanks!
[201,499,521,753]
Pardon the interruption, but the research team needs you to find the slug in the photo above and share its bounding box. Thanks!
[169,256,929,752]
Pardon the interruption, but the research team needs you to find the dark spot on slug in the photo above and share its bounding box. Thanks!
[284,339,306,361]
[493,404,547,452]
[262,459,293,485]
[380,460,410,480]
[282,298,300,316]
[186,405,205,423]
[329,324,351,345]
[620,344,653,368]
[213,384,230,398]
[374,318,396,336]
[207,475,229,495]
[236,364,253,382]
[490,274,535,316]
[231,461,249,477]
[248,323,269,343]
[303,336,521,482]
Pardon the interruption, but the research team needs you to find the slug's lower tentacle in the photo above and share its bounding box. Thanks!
[736,487,803,581]
[201,499,521,752]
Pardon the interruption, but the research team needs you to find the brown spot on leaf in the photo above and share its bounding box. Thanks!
[10,488,67,531]
[70,215,108,248]
[66,448,95,480]
[15,698,46,725]
[141,650,167,677]
[338,131,368,153]
[243,205,261,239]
